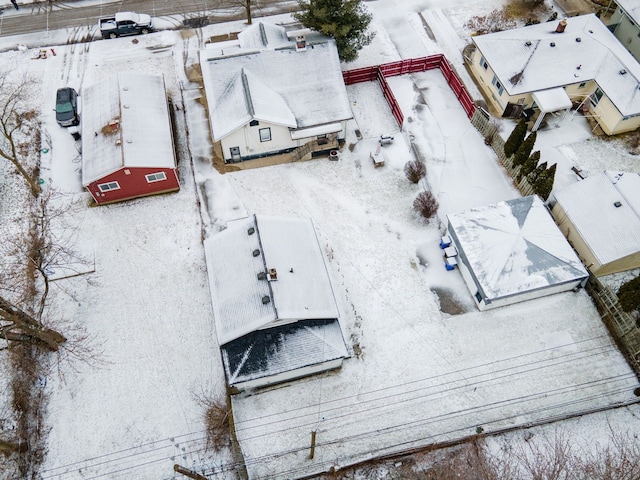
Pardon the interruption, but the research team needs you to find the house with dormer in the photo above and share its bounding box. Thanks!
[199,22,353,164]
[469,14,640,135]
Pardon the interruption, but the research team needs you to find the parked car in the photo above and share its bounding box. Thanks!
[55,87,79,127]
[99,12,153,39]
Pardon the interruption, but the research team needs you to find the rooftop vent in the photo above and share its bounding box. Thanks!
[555,19,567,33]
[614,201,622,208]
[252,249,260,257]
[525,40,532,47]
[247,226,255,235]
[620,69,627,75]
[576,37,582,42]
[257,271,267,280]
[268,268,278,280]
[550,42,556,47]
[588,29,593,34]
[262,295,271,305]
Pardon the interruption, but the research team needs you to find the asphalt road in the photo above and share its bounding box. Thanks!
[0,0,299,38]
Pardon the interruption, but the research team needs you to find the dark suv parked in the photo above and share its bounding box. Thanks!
[55,87,79,127]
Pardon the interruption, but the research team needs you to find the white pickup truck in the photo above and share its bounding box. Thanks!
[99,12,153,39]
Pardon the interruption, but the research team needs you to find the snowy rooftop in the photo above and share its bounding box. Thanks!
[221,319,347,386]
[553,171,640,265]
[199,24,352,140]
[204,215,341,346]
[447,196,588,301]
[81,73,176,185]
[616,0,640,23]
[473,14,640,115]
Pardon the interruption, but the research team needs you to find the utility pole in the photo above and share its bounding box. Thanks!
[309,430,317,459]
[173,464,208,480]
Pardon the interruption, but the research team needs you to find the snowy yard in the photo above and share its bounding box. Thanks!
[0,1,639,479]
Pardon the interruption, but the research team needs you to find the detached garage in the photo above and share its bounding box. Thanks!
[446,195,588,310]
[81,73,180,205]
[204,214,348,392]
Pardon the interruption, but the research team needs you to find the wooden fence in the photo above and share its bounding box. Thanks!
[343,54,476,127]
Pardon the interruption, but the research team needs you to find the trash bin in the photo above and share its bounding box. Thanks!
[69,126,81,141]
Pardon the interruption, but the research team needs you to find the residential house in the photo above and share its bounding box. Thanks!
[609,0,640,63]
[81,73,179,205]
[552,171,640,276]
[470,14,640,135]
[446,195,588,311]
[204,214,349,392]
[199,22,353,164]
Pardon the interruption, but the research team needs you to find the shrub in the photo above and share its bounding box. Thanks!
[618,276,640,313]
[518,150,540,182]
[504,118,527,158]
[413,191,439,220]
[533,163,556,201]
[464,9,516,35]
[404,160,426,184]
[199,395,230,451]
[513,131,537,168]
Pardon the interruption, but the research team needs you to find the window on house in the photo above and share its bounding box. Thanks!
[578,82,587,88]
[480,55,489,70]
[98,181,120,192]
[249,120,259,127]
[590,87,604,107]
[492,75,504,95]
[259,127,272,142]
[145,172,167,183]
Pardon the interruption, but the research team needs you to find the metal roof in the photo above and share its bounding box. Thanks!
[81,73,175,185]
[204,215,340,345]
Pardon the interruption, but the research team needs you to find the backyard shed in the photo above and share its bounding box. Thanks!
[446,195,588,310]
[204,214,348,391]
[81,73,179,205]
[552,171,640,276]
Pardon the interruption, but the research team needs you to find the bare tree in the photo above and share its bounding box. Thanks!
[0,70,41,198]
[216,0,254,24]
[413,191,439,221]
[404,160,426,184]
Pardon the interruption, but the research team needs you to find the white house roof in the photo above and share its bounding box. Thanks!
[204,215,340,346]
[237,21,290,50]
[532,87,572,113]
[447,196,588,301]
[616,0,640,23]
[473,14,640,116]
[200,25,352,141]
[553,171,640,265]
[81,73,175,185]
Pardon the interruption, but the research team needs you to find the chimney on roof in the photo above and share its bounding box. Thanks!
[268,268,278,280]
[556,19,567,33]
[295,35,306,52]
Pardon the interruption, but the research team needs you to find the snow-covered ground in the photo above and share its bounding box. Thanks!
[1,1,639,479]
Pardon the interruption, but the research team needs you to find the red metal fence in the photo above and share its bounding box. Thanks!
[343,54,477,127]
